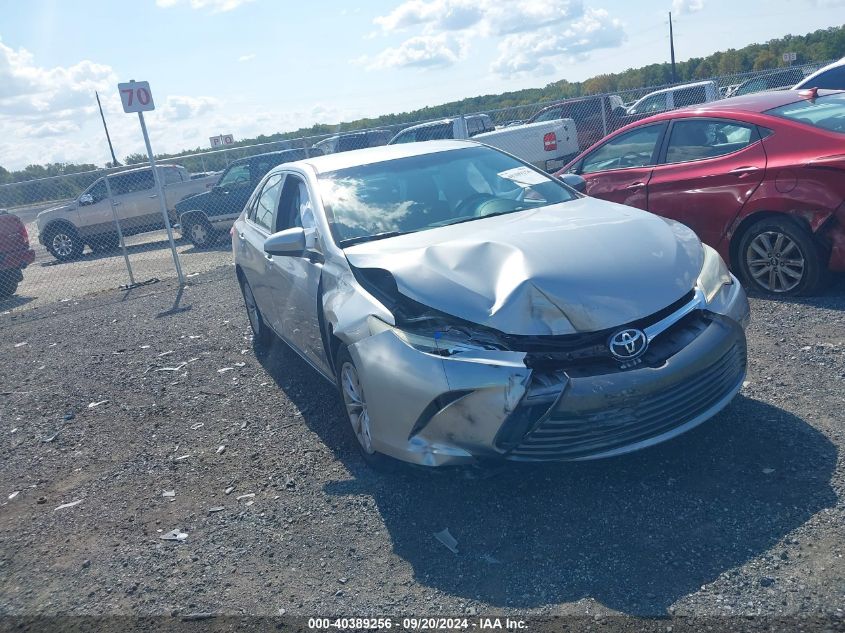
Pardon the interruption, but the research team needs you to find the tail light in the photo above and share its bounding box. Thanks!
[543,132,557,152]
[14,220,29,247]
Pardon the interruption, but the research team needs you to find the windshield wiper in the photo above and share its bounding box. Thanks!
[338,230,416,248]
[437,209,522,228]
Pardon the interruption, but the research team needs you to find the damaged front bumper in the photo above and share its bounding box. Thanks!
[349,278,749,467]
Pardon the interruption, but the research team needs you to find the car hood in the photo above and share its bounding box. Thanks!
[175,190,209,210]
[37,203,75,222]
[343,197,703,336]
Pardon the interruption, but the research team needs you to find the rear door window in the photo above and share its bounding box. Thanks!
[111,170,155,195]
[252,173,284,232]
[580,124,665,174]
[664,120,757,163]
[805,66,845,90]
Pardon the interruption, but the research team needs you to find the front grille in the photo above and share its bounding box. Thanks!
[508,342,746,460]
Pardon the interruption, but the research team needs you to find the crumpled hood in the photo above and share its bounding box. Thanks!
[344,197,703,336]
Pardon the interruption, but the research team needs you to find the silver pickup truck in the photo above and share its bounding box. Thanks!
[36,165,213,261]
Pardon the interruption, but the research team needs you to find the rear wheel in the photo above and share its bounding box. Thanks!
[737,217,827,296]
[183,215,216,248]
[45,225,84,261]
[239,276,273,349]
[0,271,19,298]
[335,346,394,470]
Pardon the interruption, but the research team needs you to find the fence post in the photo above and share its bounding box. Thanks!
[103,174,135,287]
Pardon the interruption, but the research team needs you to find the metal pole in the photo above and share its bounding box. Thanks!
[137,111,185,286]
[103,175,134,286]
[669,12,677,84]
[96,91,120,167]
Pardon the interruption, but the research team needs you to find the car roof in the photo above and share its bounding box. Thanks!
[280,139,480,174]
[795,56,845,88]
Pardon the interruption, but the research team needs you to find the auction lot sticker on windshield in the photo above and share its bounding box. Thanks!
[498,166,547,186]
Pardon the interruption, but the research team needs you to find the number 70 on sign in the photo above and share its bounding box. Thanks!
[118,81,155,113]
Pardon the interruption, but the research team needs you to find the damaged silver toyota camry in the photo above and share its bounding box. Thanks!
[233,140,750,467]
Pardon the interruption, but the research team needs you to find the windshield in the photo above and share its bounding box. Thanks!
[218,163,251,187]
[765,92,845,133]
[318,146,577,247]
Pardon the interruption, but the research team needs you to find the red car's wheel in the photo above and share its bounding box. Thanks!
[737,217,827,296]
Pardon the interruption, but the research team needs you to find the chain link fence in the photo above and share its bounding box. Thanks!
[0,60,831,321]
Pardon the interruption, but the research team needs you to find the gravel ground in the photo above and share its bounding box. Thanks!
[1,270,844,624]
[0,226,232,315]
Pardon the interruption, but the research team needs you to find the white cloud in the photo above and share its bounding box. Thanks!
[490,8,625,77]
[365,33,468,70]
[155,0,254,13]
[671,0,704,15]
[373,0,584,35]
[237,53,256,62]
[158,95,220,121]
[367,0,619,75]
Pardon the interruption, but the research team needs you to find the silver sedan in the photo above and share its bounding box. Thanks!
[233,140,750,468]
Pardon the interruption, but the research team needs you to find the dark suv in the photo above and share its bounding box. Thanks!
[174,148,319,247]
[0,210,35,298]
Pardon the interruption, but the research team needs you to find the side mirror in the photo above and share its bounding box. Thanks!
[264,227,306,257]
[559,173,587,194]
[79,193,94,206]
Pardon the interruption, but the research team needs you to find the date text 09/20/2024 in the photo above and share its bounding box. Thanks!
[307,617,528,630]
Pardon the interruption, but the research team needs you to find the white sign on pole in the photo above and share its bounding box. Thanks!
[209,135,223,148]
[117,79,184,286]
[222,134,234,145]
[118,81,155,113]
[782,52,797,63]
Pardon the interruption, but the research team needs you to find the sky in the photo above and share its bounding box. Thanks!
[1,0,844,170]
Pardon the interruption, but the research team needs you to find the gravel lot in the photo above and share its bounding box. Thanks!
[1,270,844,624]
[1,226,231,315]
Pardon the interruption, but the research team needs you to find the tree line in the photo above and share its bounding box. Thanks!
[2,24,843,208]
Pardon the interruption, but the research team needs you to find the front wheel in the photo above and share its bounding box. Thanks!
[45,225,84,261]
[335,346,394,470]
[737,217,827,296]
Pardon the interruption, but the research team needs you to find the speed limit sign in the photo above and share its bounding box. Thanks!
[118,80,155,113]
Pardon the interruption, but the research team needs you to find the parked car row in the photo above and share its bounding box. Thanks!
[35,165,215,261]
[555,88,845,296]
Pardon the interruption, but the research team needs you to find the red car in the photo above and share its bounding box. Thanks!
[556,89,845,295]
[0,210,36,298]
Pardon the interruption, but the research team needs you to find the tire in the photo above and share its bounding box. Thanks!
[0,272,19,298]
[737,217,827,296]
[183,215,217,248]
[44,224,84,261]
[90,234,120,253]
[335,346,395,470]
[239,276,273,349]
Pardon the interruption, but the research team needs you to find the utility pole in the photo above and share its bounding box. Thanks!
[669,12,677,83]
[96,91,120,167]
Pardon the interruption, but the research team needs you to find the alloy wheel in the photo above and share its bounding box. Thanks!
[746,230,805,293]
[190,223,208,245]
[340,362,375,455]
[51,233,74,257]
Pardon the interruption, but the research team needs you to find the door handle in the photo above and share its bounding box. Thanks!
[729,166,760,177]
[112,201,122,206]
[238,232,245,239]
[148,194,158,198]
[625,182,646,190]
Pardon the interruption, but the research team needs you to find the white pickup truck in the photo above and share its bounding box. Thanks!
[388,114,579,172]
[36,164,214,261]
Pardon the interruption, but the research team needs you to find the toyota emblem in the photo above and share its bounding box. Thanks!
[608,328,648,361]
